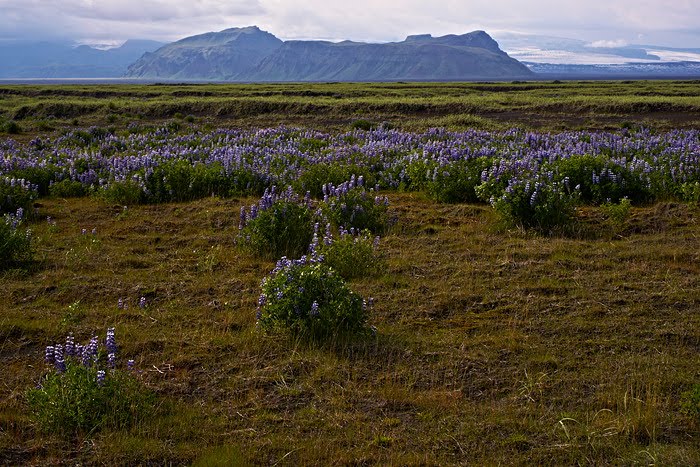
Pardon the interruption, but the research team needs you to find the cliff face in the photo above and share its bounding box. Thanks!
[125,27,533,81]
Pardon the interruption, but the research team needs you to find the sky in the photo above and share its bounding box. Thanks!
[0,0,699,49]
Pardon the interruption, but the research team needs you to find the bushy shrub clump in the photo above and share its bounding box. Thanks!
[256,255,371,340]
[681,384,700,423]
[238,186,315,259]
[1,209,33,270]
[549,154,650,205]
[1,177,37,215]
[426,157,493,203]
[310,223,381,280]
[320,176,389,234]
[478,176,580,233]
[27,328,152,437]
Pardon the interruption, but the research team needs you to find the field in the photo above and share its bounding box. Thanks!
[1,82,700,465]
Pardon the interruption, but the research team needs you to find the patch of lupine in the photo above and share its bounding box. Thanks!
[1,207,33,269]
[310,222,382,279]
[0,126,698,215]
[256,253,372,340]
[321,177,390,234]
[28,327,151,436]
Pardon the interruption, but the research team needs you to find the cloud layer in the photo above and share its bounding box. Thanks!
[0,0,698,48]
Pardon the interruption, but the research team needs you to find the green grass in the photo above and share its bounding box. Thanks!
[1,80,699,138]
[1,81,699,463]
[1,194,699,464]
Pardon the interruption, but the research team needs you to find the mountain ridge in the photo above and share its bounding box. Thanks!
[125,26,533,81]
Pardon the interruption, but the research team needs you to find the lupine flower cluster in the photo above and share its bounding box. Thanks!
[256,254,372,339]
[2,125,698,230]
[321,178,390,234]
[1,207,33,269]
[29,328,149,436]
[43,328,135,381]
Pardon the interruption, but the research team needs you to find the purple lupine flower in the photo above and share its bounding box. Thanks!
[106,327,117,355]
[81,228,87,235]
[54,344,66,373]
[310,301,319,317]
[65,334,75,357]
[45,345,55,364]
[127,359,135,371]
[107,353,116,369]
[117,298,126,309]
[97,370,106,387]
[138,296,147,309]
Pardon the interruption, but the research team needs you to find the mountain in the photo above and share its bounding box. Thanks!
[125,27,532,81]
[126,26,283,79]
[0,40,164,78]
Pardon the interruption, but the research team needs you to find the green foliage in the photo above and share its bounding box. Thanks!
[680,384,700,423]
[479,178,580,234]
[238,201,315,260]
[257,258,369,340]
[322,185,389,234]
[294,164,376,199]
[1,119,21,134]
[5,167,57,196]
[0,180,36,215]
[426,157,492,203]
[317,228,381,280]
[680,182,700,203]
[26,363,153,437]
[549,154,650,205]
[601,197,632,232]
[101,180,146,205]
[350,119,376,131]
[0,214,33,270]
[49,179,89,198]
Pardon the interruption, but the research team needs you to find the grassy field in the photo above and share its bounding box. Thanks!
[1,80,700,136]
[1,82,700,465]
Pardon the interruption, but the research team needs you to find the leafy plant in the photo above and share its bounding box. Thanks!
[426,157,492,203]
[238,186,316,259]
[311,223,381,280]
[1,209,33,270]
[680,384,700,423]
[256,255,371,340]
[27,329,153,437]
[321,177,389,234]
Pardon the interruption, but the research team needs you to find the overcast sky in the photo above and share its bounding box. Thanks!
[0,0,699,48]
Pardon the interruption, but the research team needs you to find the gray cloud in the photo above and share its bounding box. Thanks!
[0,0,698,47]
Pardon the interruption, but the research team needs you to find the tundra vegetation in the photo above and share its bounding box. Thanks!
[0,81,699,465]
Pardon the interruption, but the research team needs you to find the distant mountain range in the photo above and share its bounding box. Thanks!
[1,27,699,81]
[126,26,532,81]
[494,32,700,77]
[0,40,164,78]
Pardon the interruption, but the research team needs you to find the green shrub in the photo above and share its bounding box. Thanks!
[426,157,492,203]
[601,197,632,233]
[27,329,153,437]
[101,179,146,205]
[294,164,376,199]
[680,182,700,203]
[321,179,390,234]
[479,177,580,234]
[312,224,381,280]
[2,120,22,134]
[350,119,375,131]
[256,256,370,340]
[1,178,37,215]
[4,167,57,196]
[49,179,89,198]
[238,187,315,259]
[1,211,33,270]
[680,384,700,423]
[549,154,650,205]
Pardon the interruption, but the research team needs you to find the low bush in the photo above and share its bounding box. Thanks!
[1,209,33,270]
[26,328,153,437]
[1,177,37,215]
[49,179,89,198]
[321,177,390,234]
[238,186,315,259]
[256,256,370,340]
[311,223,381,280]
[426,157,492,203]
[478,176,580,234]
[681,384,700,423]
